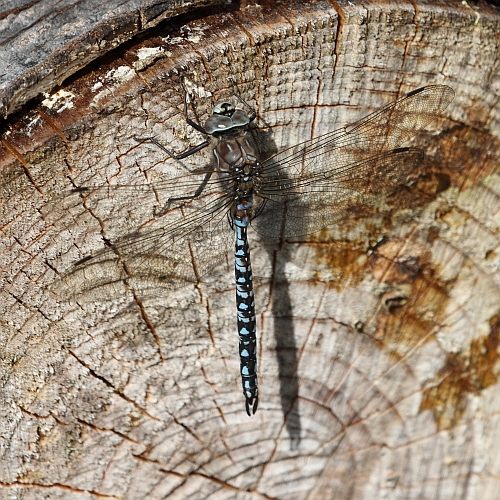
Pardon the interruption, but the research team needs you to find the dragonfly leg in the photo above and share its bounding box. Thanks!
[227,78,257,122]
[134,136,209,160]
[154,168,214,216]
[231,94,256,123]
[134,87,210,159]
[179,80,209,134]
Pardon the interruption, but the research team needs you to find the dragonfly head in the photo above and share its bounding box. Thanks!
[212,102,235,117]
[205,102,251,135]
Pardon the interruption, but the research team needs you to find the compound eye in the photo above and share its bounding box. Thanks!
[213,102,235,116]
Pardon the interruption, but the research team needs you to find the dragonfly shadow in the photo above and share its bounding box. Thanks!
[269,244,302,449]
[255,125,302,447]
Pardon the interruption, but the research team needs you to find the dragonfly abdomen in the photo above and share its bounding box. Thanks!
[234,219,258,416]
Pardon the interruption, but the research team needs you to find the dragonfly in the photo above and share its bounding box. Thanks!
[48,84,454,415]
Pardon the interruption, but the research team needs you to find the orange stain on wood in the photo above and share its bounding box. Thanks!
[308,123,500,431]
[420,314,500,430]
[366,235,451,347]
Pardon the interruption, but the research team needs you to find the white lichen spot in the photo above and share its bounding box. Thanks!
[162,35,185,45]
[136,46,164,60]
[105,65,135,82]
[41,89,75,113]
[184,79,213,100]
[92,81,103,91]
[25,114,42,134]
[133,46,172,71]
[185,33,202,43]
[181,25,205,44]
[91,66,136,102]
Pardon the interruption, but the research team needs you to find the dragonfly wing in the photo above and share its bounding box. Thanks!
[259,85,454,185]
[42,167,223,229]
[340,85,455,153]
[254,148,424,239]
[50,193,234,302]
[254,85,454,239]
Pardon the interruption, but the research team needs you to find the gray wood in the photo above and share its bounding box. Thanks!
[1,0,500,498]
[0,0,226,117]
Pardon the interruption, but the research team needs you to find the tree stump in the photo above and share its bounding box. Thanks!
[1,1,500,498]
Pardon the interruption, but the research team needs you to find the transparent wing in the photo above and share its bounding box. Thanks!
[42,166,226,229]
[49,180,235,302]
[255,85,454,238]
[254,148,423,238]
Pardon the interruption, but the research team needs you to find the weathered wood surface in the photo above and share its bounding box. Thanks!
[0,0,226,117]
[1,0,500,498]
